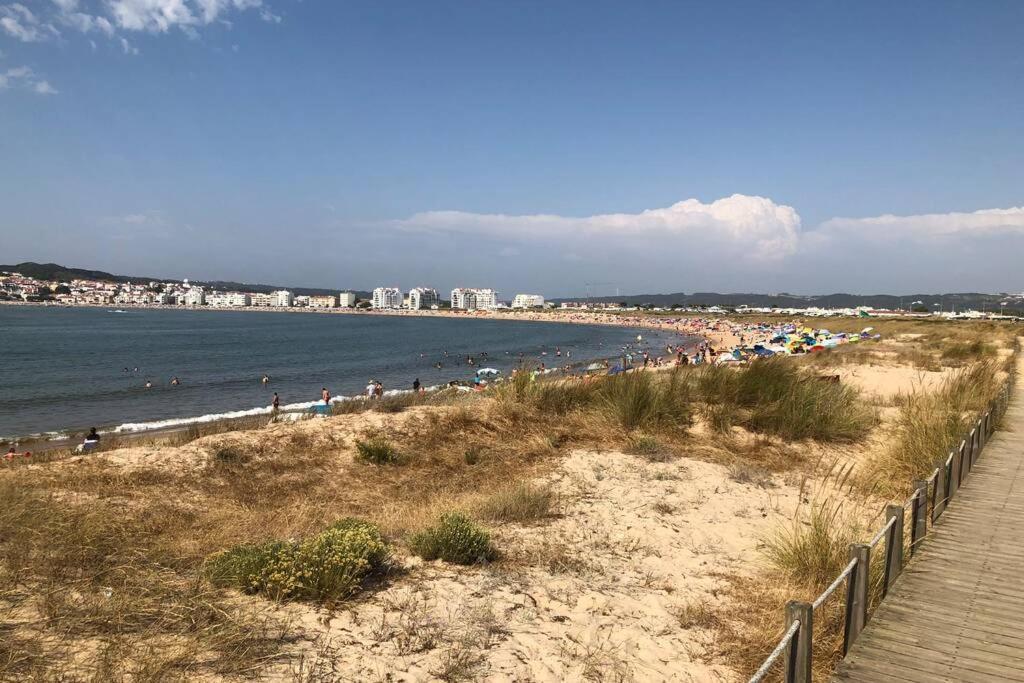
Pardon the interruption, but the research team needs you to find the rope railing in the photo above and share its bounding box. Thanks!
[812,559,857,610]
[868,516,896,548]
[748,619,802,683]
[747,372,1015,683]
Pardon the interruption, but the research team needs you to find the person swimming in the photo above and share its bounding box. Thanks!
[170,376,180,386]
[261,374,270,385]
[144,380,153,388]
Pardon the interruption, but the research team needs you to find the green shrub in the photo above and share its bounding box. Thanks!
[463,445,482,465]
[355,435,401,465]
[627,432,672,461]
[205,518,389,603]
[211,444,249,464]
[475,483,554,523]
[410,513,496,564]
[599,370,692,432]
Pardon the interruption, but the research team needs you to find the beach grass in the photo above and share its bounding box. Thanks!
[697,359,875,442]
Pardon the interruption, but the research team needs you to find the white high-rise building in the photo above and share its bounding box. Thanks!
[207,291,250,307]
[372,287,403,309]
[273,290,294,307]
[184,287,206,306]
[408,287,439,310]
[512,294,545,309]
[250,292,276,307]
[338,292,357,307]
[451,288,498,310]
[307,294,338,308]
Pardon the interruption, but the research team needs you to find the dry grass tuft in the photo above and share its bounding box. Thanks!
[870,359,1004,488]
[473,482,556,523]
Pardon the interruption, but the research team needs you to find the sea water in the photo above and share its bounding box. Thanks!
[0,306,693,441]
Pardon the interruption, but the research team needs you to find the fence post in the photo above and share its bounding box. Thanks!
[933,465,947,521]
[911,480,928,555]
[845,543,871,652]
[949,448,961,498]
[883,505,904,596]
[785,601,813,683]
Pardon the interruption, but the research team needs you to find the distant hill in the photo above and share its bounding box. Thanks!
[552,291,1024,314]
[0,262,369,299]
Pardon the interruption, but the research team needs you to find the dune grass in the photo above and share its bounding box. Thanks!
[697,359,875,442]
[870,359,1005,487]
[473,482,556,523]
[598,369,692,432]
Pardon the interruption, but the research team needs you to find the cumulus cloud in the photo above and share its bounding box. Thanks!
[0,65,58,95]
[395,194,802,262]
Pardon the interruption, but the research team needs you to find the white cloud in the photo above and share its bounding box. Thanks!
[0,65,59,95]
[1,3,59,41]
[61,10,115,35]
[120,36,138,53]
[32,79,58,94]
[815,206,1024,243]
[396,194,803,262]
[104,0,271,33]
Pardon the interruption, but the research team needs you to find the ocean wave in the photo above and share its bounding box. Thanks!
[110,387,438,434]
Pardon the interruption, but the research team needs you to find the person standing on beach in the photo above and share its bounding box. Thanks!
[321,387,330,405]
[413,378,421,393]
[272,392,280,415]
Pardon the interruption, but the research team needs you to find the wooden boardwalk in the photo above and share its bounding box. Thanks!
[833,369,1024,682]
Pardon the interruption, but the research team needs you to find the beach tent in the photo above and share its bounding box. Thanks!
[476,368,500,376]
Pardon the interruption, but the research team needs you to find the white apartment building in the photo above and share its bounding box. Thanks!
[274,290,294,307]
[372,287,403,309]
[207,292,250,307]
[250,292,276,307]
[408,287,439,310]
[308,294,338,308]
[338,292,356,307]
[183,287,206,306]
[451,288,498,310]
[512,294,545,309]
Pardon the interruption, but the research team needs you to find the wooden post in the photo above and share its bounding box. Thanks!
[883,505,905,596]
[911,480,928,555]
[933,465,947,521]
[845,543,871,651]
[785,601,813,683]
[949,448,961,498]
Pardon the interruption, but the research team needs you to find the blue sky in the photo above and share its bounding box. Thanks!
[1,1,1023,296]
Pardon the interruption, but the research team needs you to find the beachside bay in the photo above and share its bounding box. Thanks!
[0,306,686,441]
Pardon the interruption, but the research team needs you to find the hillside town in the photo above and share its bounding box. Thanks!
[0,271,553,312]
[2,269,1021,319]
